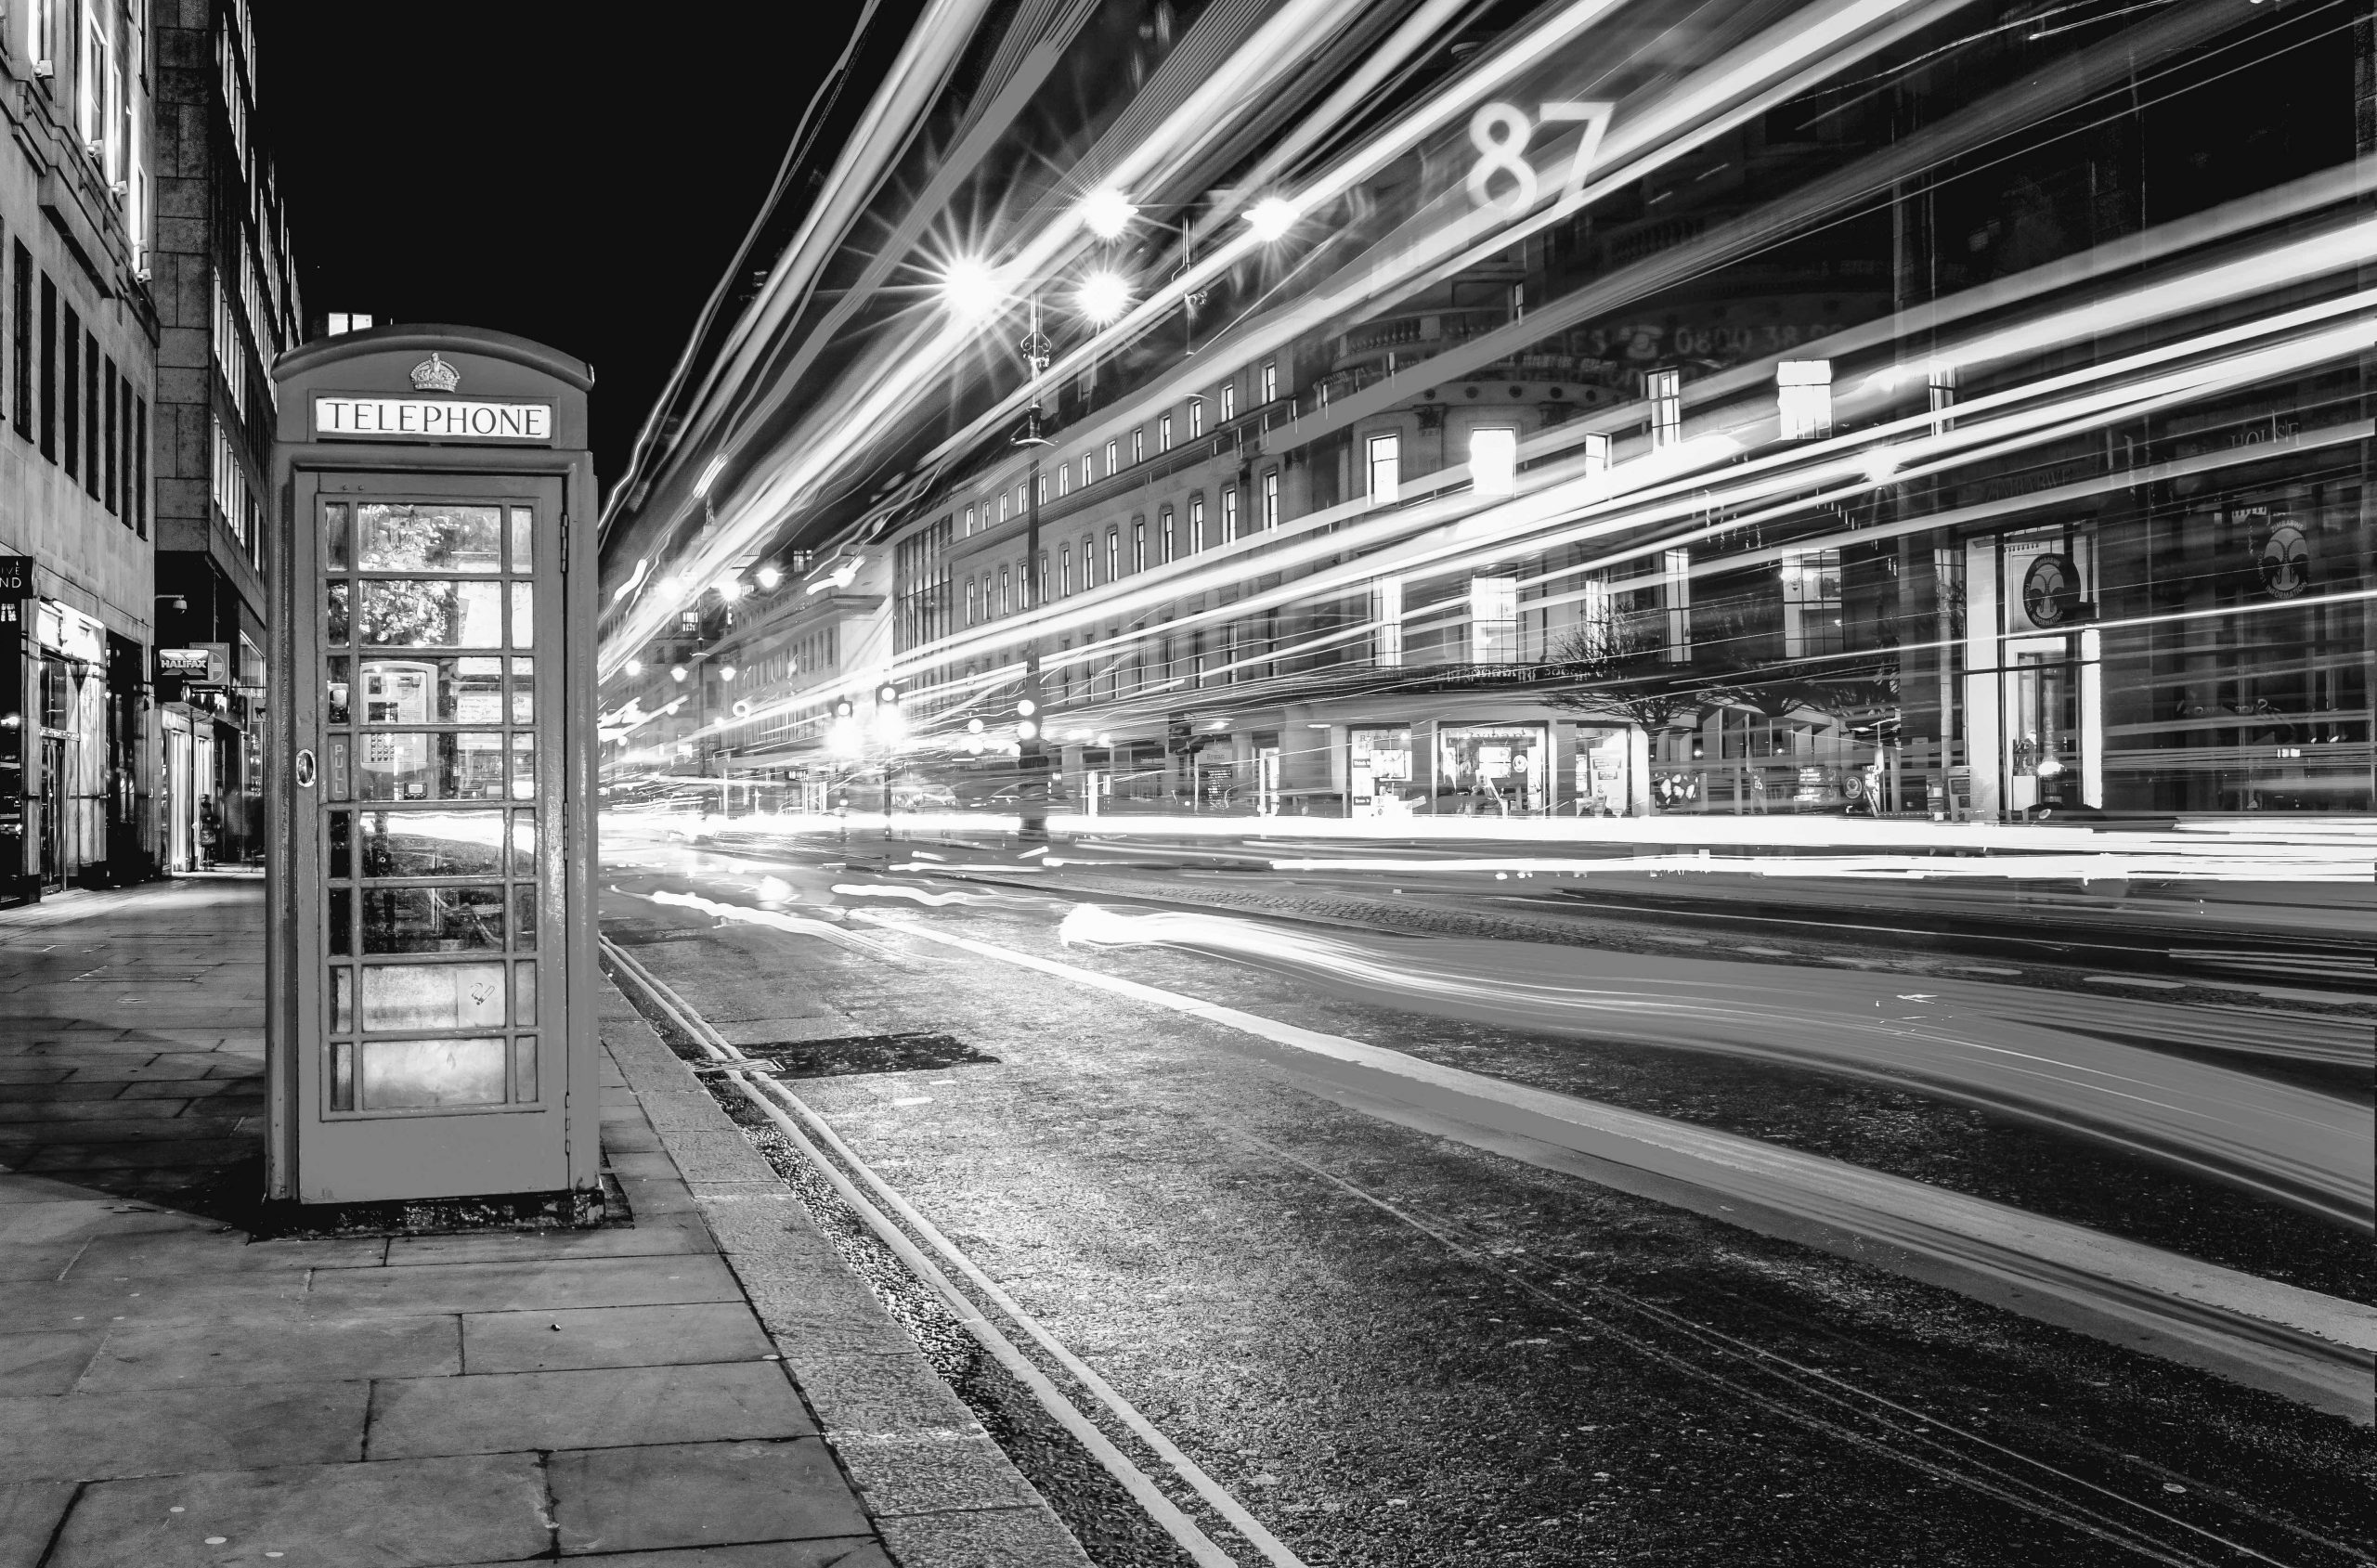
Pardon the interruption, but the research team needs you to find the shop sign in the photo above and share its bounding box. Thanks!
[0,555,31,601]
[157,647,213,679]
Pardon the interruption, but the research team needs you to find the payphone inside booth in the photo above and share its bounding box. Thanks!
[267,326,597,1209]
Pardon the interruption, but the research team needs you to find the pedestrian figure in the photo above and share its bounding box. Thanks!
[196,797,220,872]
[1747,771,1768,814]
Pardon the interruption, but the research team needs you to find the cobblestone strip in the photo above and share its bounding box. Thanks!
[601,984,1098,1568]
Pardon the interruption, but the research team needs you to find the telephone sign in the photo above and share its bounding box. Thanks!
[267,325,598,1210]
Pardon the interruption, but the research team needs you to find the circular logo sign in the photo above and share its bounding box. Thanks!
[2021,553,2080,628]
[2258,522,2309,599]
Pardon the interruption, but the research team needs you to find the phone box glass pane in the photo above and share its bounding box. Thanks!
[360,581,502,647]
[510,657,533,722]
[360,962,507,1031]
[510,582,534,647]
[513,1036,538,1103]
[509,734,535,799]
[356,656,503,723]
[331,968,352,1033]
[508,507,533,571]
[331,1043,355,1111]
[356,732,513,801]
[514,961,537,1026]
[328,811,352,880]
[326,655,351,724]
[357,810,505,877]
[324,503,350,569]
[361,1037,507,1109]
[515,888,537,952]
[509,812,536,874]
[358,504,503,572]
[362,887,507,953]
[330,888,352,956]
[327,582,350,644]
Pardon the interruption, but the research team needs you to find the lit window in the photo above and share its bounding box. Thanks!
[1083,453,1097,485]
[1159,412,1173,452]
[1781,549,1842,657]
[1222,487,1239,541]
[1060,545,1072,594]
[1163,506,1177,560]
[1132,428,1144,463]
[1261,362,1278,402]
[1468,427,1517,496]
[1365,434,1400,505]
[1105,528,1119,581]
[1261,471,1279,529]
[1106,438,1118,473]
[967,578,980,625]
[1189,399,1202,438]
[1648,368,1683,449]
[1081,536,1097,588]
[999,493,1010,521]
[1468,577,1518,664]
[1221,383,1236,421]
[999,565,1011,616]
[1058,463,1071,498]
[964,504,976,535]
[1186,498,1201,553]
[1776,359,1832,441]
[1133,521,1147,572]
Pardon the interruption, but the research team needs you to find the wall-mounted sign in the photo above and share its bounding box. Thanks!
[313,396,552,443]
[157,647,213,679]
[0,555,31,601]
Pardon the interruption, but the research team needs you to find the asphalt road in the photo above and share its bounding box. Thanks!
[598,825,2375,1568]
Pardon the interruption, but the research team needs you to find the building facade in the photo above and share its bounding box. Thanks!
[148,0,299,872]
[0,0,163,896]
[607,2,2370,829]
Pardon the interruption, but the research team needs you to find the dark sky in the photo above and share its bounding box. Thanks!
[249,3,867,499]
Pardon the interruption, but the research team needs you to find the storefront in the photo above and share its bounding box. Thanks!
[1567,723,1637,816]
[1349,724,1419,816]
[1435,721,1548,815]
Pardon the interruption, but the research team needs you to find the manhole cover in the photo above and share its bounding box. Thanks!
[737,1033,998,1078]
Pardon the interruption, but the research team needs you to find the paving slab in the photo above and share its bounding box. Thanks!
[64,1227,387,1277]
[306,1253,743,1316]
[48,1453,551,1568]
[461,1301,773,1374]
[0,1268,311,1330]
[0,1380,369,1481]
[78,1313,461,1391]
[383,1217,714,1266]
[0,1327,105,1394]
[367,1361,816,1459]
[548,1438,873,1555]
[0,1481,75,1568]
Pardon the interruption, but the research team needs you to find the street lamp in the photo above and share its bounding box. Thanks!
[1081,188,1137,240]
[1076,269,1132,327]
[942,256,1002,321]
[1244,196,1298,241]
[754,564,782,591]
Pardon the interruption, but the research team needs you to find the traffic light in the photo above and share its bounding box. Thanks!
[834,697,855,719]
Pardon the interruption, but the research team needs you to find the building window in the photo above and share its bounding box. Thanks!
[998,493,1009,522]
[1221,383,1236,421]
[82,330,97,500]
[1781,549,1842,657]
[133,395,147,538]
[1366,433,1400,504]
[967,577,980,626]
[1131,427,1144,464]
[1261,361,1278,402]
[1060,545,1072,595]
[964,504,976,535]
[1105,438,1118,474]
[1186,498,1201,554]
[1221,487,1238,541]
[1105,527,1119,582]
[38,273,54,462]
[1776,359,1832,441]
[1188,399,1202,439]
[1468,576,1517,663]
[1261,470,1279,529]
[999,564,1011,616]
[1469,427,1517,496]
[1058,462,1071,498]
[1038,551,1048,604]
[102,357,116,515]
[9,242,27,442]
[1081,536,1097,589]
[1036,476,1046,505]
[60,305,77,480]
[1648,368,1682,449]
[1158,413,1173,452]
[1133,520,1147,573]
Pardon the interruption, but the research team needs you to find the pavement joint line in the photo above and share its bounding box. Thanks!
[843,909,2377,1409]
[600,935,1286,1568]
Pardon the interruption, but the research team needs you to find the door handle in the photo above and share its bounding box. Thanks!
[295,749,317,788]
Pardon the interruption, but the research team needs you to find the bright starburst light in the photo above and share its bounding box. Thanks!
[1081,188,1137,240]
[1077,269,1132,324]
[941,257,1003,320]
[1244,197,1298,241]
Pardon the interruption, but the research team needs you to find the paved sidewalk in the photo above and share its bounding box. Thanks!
[0,880,1088,1568]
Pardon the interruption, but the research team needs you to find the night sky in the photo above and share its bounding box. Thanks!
[249,4,866,499]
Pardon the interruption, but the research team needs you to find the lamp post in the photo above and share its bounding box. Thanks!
[1015,297,1052,845]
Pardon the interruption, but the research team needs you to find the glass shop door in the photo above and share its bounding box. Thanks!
[292,472,567,1201]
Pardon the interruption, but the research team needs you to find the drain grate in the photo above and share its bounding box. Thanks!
[734,1033,998,1078]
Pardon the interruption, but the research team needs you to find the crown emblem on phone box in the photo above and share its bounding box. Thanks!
[409,353,461,394]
